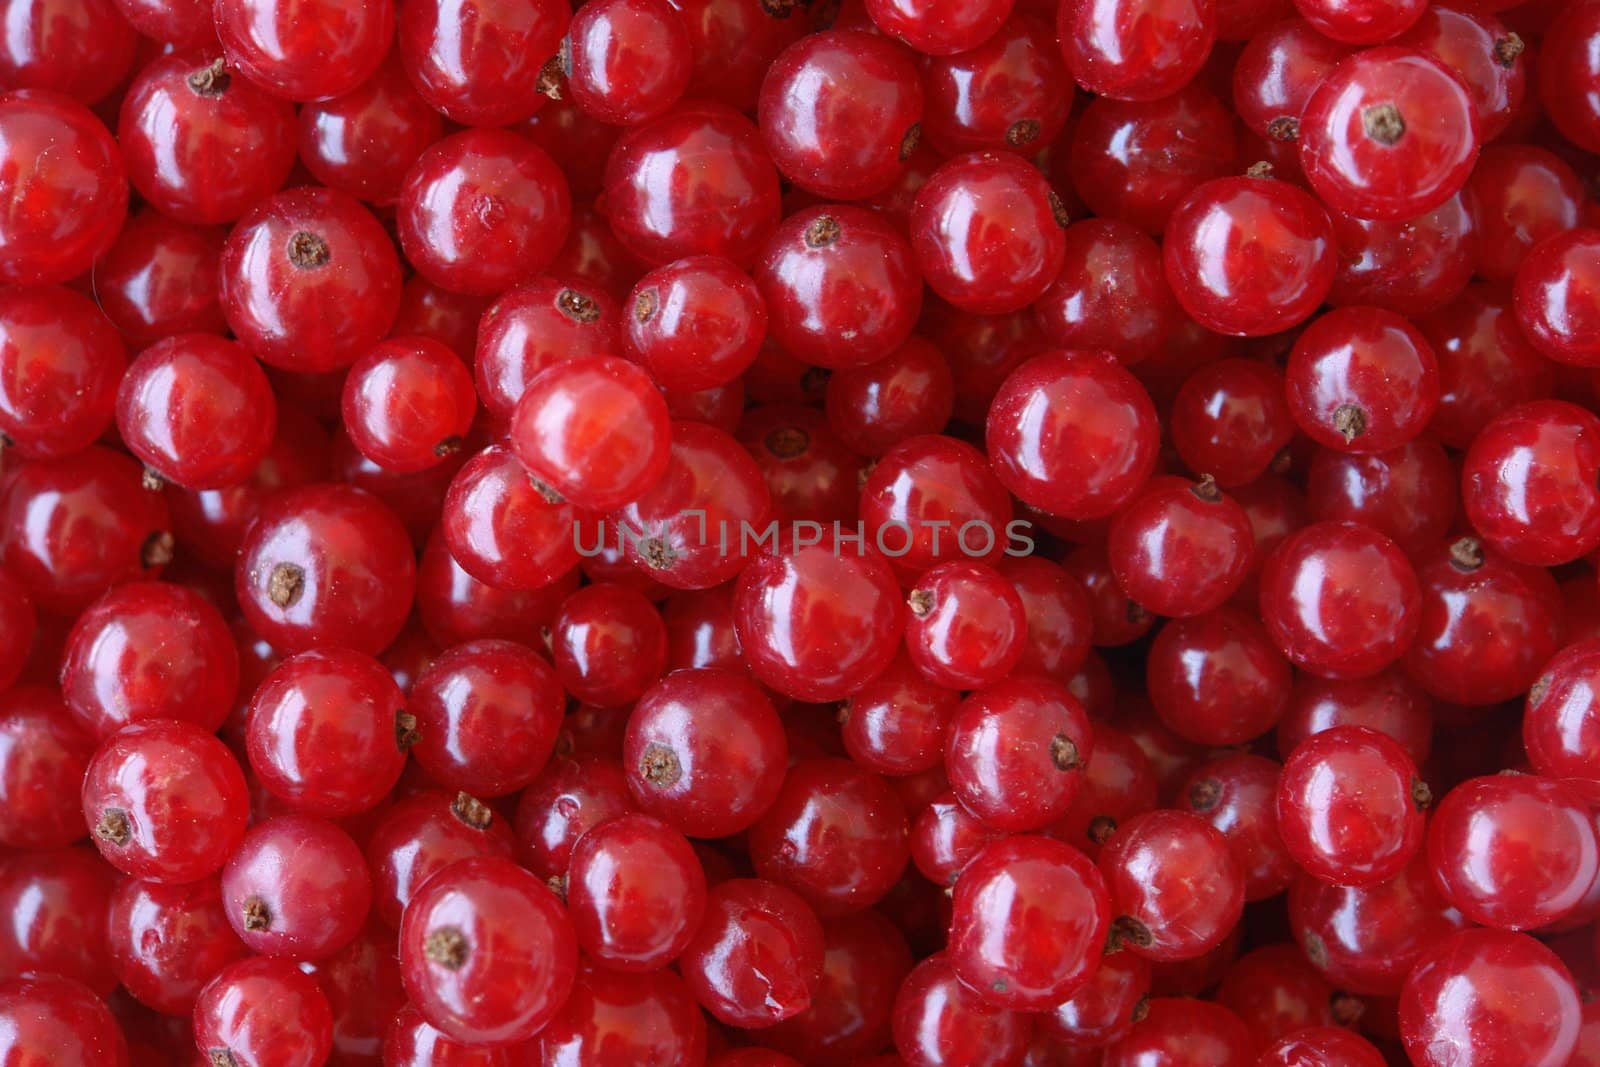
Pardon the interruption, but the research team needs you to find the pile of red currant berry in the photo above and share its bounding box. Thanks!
[3,0,1600,1062]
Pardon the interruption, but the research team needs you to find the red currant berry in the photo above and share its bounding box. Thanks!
[1099,810,1245,962]
[0,846,116,992]
[341,337,476,474]
[946,676,1093,833]
[1285,306,1439,453]
[677,878,825,1029]
[0,975,129,1066]
[920,14,1071,156]
[1513,229,1600,367]
[297,55,444,206]
[566,0,692,126]
[1102,997,1250,1066]
[1109,475,1255,617]
[441,445,580,593]
[220,814,372,960]
[194,956,334,1067]
[905,562,1026,689]
[533,962,707,1065]
[891,952,1033,1067]
[0,285,125,460]
[1058,0,1215,102]
[1461,400,1600,565]
[514,755,634,878]
[0,688,94,849]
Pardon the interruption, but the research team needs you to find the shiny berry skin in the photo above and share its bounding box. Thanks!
[297,55,443,205]
[221,814,371,960]
[61,582,237,741]
[0,689,93,849]
[417,532,574,647]
[1294,0,1422,42]
[839,653,960,776]
[891,952,1032,1067]
[1285,307,1439,453]
[1109,476,1254,618]
[749,758,910,916]
[1289,853,1469,996]
[826,342,953,459]
[475,275,620,420]
[0,846,114,992]
[1163,175,1336,337]
[97,214,227,348]
[1327,191,1479,315]
[0,285,125,460]
[115,334,277,489]
[1258,521,1421,679]
[1468,147,1579,283]
[1179,752,1296,900]
[757,205,921,369]
[1420,284,1555,450]
[235,483,416,656]
[213,0,391,101]
[1461,400,1600,566]
[341,337,475,474]
[1525,640,1600,801]
[763,910,912,1062]
[758,30,921,200]
[534,961,708,1065]
[194,957,334,1067]
[249,653,403,818]
[0,0,136,104]
[627,256,765,393]
[1231,19,1351,146]
[220,186,402,373]
[117,52,296,226]
[81,718,248,883]
[110,0,211,46]
[1399,929,1581,1067]
[408,640,563,797]
[550,583,668,706]
[949,836,1110,1010]
[398,129,571,297]
[566,0,691,125]
[366,790,516,927]
[945,676,1093,833]
[1259,1026,1386,1067]
[677,878,825,1029]
[910,792,1005,887]
[603,102,781,268]
[624,668,786,837]
[441,444,579,593]
[865,0,1010,53]
[1149,607,1291,747]
[1103,997,1250,1067]
[920,14,1070,156]
[735,542,903,702]
[398,0,568,126]
[1427,774,1599,932]
[1279,668,1432,765]
[1305,437,1456,555]
[1514,229,1600,367]
[1300,48,1480,222]
[1058,0,1215,102]
[0,92,127,286]
[109,870,246,1017]
[1169,359,1293,488]
[1277,725,1428,887]
[1404,536,1559,705]
[0,447,172,612]
[1033,218,1178,366]
[1001,556,1093,681]
[905,562,1025,689]
[510,356,671,511]
[911,152,1066,316]
[1099,810,1245,962]
[0,975,129,1066]
[858,434,1013,575]
[1067,85,1238,236]
[986,350,1160,519]
[615,421,774,591]
[400,855,576,1045]
[514,755,633,878]
[1041,948,1150,1048]
[1541,0,1600,151]
[564,812,706,971]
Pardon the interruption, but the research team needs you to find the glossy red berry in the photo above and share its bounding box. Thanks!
[533,961,708,1065]
[1539,0,1600,153]
[1514,229,1600,367]
[1258,521,1421,679]
[341,337,476,474]
[1469,146,1581,282]
[1102,996,1250,1066]
[945,676,1093,833]
[1231,19,1352,146]
[1058,0,1215,102]
[297,55,444,206]
[1033,218,1179,366]
[566,0,692,125]
[1163,175,1336,337]
[1285,306,1440,453]
[221,814,371,960]
[0,689,94,849]
[624,668,787,837]
[514,755,634,878]
[220,186,402,373]
[1148,606,1292,747]
[920,14,1071,155]
[366,790,516,927]
[235,483,416,656]
[1419,283,1554,450]
[1259,1026,1387,1067]
[109,873,248,1015]
[0,285,125,460]
[1099,810,1245,962]
[550,582,668,706]
[677,878,825,1029]
[61,581,238,740]
[441,445,580,594]
[1109,475,1255,618]
[1461,400,1600,566]
[0,846,115,992]
[0,975,129,1066]
[564,812,706,972]
[400,855,577,1045]
[949,835,1111,1010]
[987,350,1160,519]
[627,256,766,393]
[1169,358,1294,488]
[1327,191,1479,315]
[749,758,910,916]
[1427,774,1599,931]
[194,957,334,1067]
[1305,437,1456,555]
[1299,48,1480,222]
[758,30,922,200]
[115,334,277,489]
[398,0,568,125]
[82,718,249,883]
[1399,929,1580,1067]
[905,562,1026,689]
[0,91,127,286]
[891,952,1032,1067]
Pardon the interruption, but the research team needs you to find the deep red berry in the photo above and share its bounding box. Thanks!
[0,285,126,460]
[1285,306,1440,454]
[1461,400,1600,566]
[946,676,1093,833]
[1099,810,1245,962]
[341,337,476,474]
[194,957,334,1067]
[1058,0,1215,102]
[221,815,372,960]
